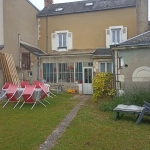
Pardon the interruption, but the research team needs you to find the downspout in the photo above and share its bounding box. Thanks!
[18,34,23,81]
[116,50,119,96]
[112,49,116,90]
[37,56,40,80]
[46,16,48,53]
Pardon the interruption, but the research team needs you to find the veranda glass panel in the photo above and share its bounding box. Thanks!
[43,63,57,83]
[75,62,83,83]
[107,63,112,73]
[100,63,105,72]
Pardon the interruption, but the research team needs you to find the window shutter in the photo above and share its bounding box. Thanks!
[51,33,57,50]
[121,27,127,42]
[67,32,72,50]
[106,29,111,48]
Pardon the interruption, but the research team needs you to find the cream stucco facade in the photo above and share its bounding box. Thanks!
[0,0,4,47]
[38,7,137,52]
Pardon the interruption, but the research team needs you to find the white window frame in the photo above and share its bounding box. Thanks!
[110,26,122,45]
[106,26,127,48]
[99,62,113,73]
[55,30,68,51]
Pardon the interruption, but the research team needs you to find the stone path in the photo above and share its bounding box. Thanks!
[38,95,91,150]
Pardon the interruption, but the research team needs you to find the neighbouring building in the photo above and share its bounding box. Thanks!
[111,31,150,94]
[0,0,45,87]
[37,0,148,94]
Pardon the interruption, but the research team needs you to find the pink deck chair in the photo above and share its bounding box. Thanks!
[20,85,46,109]
[20,81,30,88]
[2,82,12,90]
[33,81,43,88]
[39,83,50,104]
[2,84,21,108]
[0,82,12,102]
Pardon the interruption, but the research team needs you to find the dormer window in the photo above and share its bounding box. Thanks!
[55,7,63,12]
[85,2,93,6]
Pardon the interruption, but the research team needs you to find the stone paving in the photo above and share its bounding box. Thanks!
[38,94,91,150]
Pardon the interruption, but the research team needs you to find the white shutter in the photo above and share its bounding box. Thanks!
[51,33,57,50]
[106,29,111,48]
[67,32,72,50]
[121,27,127,42]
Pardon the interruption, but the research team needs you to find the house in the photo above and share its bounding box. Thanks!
[111,30,150,94]
[0,0,45,87]
[37,0,148,94]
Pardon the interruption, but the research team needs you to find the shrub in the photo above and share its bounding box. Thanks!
[92,72,115,102]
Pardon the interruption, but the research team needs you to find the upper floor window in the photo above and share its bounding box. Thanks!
[58,33,67,48]
[106,26,127,48]
[112,29,121,44]
[51,30,72,51]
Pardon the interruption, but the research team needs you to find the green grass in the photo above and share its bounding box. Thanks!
[0,93,78,150]
[52,99,150,150]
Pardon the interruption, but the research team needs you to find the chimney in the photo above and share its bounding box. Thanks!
[44,0,53,7]
[136,0,148,35]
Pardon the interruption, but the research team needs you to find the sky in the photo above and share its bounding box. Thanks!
[29,0,82,10]
[30,0,150,20]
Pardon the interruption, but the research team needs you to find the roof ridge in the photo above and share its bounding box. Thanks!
[119,30,150,45]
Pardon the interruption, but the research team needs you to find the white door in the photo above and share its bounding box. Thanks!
[83,67,93,94]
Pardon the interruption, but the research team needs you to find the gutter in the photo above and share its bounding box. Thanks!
[111,43,150,51]
[40,53,93,58]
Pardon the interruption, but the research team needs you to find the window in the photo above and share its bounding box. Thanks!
[58,63,74,83]
[22,52,30,70]
[51,31,72,51]
[99,62,113,73]
[85,2,93,6]
[75,62,83,83]
[55,7,63,11]
[111,29,121,44]
[58,33,67,48]
[43,63,57,83]
[106,26,127,48]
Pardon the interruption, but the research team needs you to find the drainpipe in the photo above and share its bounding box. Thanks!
[46,16,48,53]
[18,34,23,81]
[112,49,116,90]
[37,56,40,80]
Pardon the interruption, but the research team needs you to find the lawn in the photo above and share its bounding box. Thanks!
[52,99,150,150]
[0,93,78,150]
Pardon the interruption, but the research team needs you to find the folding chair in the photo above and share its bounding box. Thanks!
[33,81,43,88]
[39,83,50,104]
[20,85,46,109]
[0,82,12,103]
[20,81,30,88]
[2,84,21,108]
[44,84,56,97]
[2,82,12,90]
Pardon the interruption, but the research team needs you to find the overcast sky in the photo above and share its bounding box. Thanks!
[30,0,150,20]
[29,0,82,10]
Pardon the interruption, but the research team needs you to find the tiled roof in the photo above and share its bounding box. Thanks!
[37,0,136,17]
[118,31,150,46]
[44,49,95,56]
[93,48,111,56]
